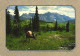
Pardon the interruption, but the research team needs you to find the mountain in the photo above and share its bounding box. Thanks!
[19,12,73,22]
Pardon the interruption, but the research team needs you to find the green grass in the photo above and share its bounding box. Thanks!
[6,31,75,50]
[6,20,75,50]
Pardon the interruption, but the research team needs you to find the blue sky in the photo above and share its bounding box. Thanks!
[7,6,75,18]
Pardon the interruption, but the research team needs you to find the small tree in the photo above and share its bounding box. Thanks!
[66,21,69,32]
[32,17,35,32]
[54,20,58,31]
[47,24,49,31]
[28,18,32,30]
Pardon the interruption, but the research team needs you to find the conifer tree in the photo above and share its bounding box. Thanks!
[33,6,40,32]
[54,20,58,31]
[14,6,20,28]
[13,6,20,36]
[6,9,11,34]
[66,21,69,32]
[32,17,34,31]
[47,24,49,31]
[28,18,32,30]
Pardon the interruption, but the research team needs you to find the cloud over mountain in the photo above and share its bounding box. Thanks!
[7,6,75,18]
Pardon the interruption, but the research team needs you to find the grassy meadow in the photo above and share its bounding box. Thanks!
[6,20,75,50]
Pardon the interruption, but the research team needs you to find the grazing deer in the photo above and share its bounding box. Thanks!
[26,31,36,41]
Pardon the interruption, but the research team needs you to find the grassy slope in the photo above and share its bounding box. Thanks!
[6,20,75,50]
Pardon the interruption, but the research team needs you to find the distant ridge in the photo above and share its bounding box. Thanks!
[11,12,75,22]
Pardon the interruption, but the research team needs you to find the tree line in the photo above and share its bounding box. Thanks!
[53,20,69,32]
[6,6,40,36]
[44,20,69,33]
[6,6,21,36]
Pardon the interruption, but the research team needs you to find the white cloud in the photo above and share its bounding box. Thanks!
[7,6,75,18]
[19,6,35,16]
[38,6,57,10]
[7,9,14,15]
[59,7,75,12]
[57,7,75,17]
[38,6,75,18]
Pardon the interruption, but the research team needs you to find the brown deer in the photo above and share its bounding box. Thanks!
[26,31,36,41]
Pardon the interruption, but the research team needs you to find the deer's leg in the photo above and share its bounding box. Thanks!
[29,36,30,42]
[33,34,36,40]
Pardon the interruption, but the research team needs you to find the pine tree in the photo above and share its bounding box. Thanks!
[13,6,20,36]
[66,21,69,32]
[54,20,58,31]
[47,24,49,31]
[32,17,34,32]
[28,18,32,30]
[6,9,11,34]
[14,6,20,28]
[33,6,40,32]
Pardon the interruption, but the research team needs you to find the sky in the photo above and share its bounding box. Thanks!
[7,6,75,18]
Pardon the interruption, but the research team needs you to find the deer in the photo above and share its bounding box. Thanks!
[26,31,36,41]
